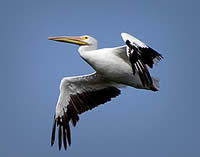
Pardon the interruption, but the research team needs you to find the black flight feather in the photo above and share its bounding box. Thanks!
[51,115,56,146]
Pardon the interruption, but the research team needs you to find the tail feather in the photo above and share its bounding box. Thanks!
[151,77,160,91]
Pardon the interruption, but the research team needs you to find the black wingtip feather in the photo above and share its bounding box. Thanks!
[58,120,62,150]
[51,115,56,146]
[139,47,162,68]
[66,124,71,146]
[126,39,162,69]
[61,116,67,150]
[62,126,67,150]
[63,112,71,146]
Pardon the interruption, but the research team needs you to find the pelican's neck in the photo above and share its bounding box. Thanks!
[78,44,97,53]
[78,44,98,66]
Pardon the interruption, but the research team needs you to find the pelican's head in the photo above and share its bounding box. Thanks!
[48,35,97,52]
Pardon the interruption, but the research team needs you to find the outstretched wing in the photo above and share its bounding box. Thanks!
[51,73,120,150]
[121,33,163,88]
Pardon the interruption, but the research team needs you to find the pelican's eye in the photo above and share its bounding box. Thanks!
[81,36,88,40]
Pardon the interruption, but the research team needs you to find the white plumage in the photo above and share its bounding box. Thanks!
[48,32,162,150]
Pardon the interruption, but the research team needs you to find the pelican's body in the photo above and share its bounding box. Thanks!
[48,33,162,150]
[80,47,142,88]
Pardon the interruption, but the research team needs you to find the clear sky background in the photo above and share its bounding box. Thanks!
[1,0,200,156]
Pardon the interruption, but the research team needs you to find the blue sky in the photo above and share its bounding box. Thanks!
[1,0,200,156]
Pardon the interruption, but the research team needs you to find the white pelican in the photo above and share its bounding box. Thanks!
[48,33,162,150]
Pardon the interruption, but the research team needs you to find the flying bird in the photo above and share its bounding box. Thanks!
[48,33,162,150]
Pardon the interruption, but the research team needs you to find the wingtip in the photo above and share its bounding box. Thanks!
[66,124,71,146]
[151,77,160,91]
[51,115,56,147]
[58,119,62,150]
[150,85,159,92]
